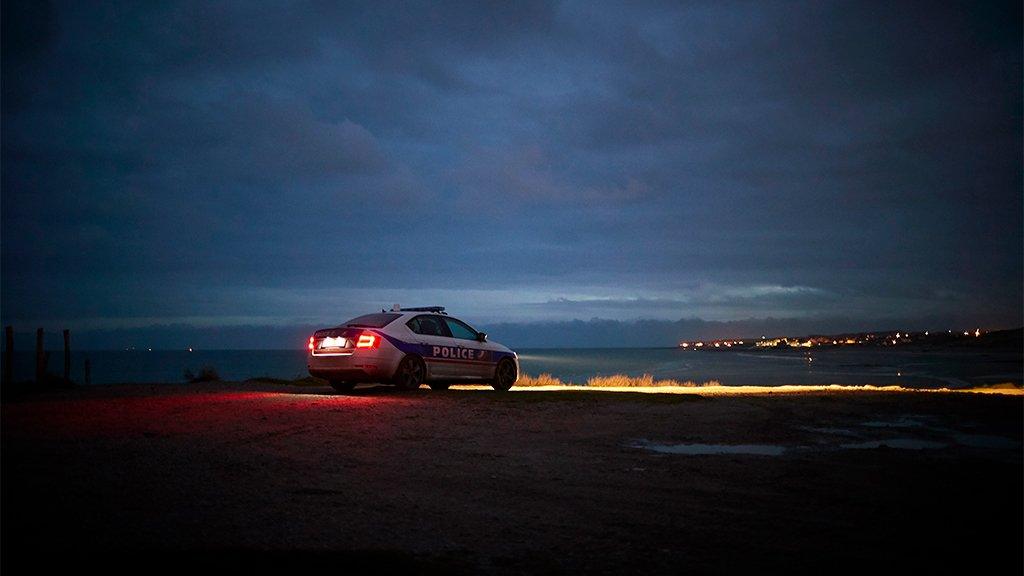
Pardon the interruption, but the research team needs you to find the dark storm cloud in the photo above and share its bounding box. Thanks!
[2,0,1020,346]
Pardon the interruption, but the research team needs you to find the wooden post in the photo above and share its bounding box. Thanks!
[35,328,44,385]
[4,326,12,388]
[84,358,91,386]
[63,329,71,382]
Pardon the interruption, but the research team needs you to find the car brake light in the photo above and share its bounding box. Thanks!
[355,333,379,349]
[308,336,314,351]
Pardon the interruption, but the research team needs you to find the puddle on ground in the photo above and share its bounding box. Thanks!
[856,417,1019,450]
[949,433,1020,450]
[798,426,858,436]
[839,438,947,450]
[638,419,1019,456]
[634,442,786,456]
[860,418,926,428]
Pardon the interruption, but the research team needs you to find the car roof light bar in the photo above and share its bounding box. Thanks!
[391,305,446,314]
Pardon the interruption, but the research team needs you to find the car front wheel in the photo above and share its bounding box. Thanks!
[492,358,517,392]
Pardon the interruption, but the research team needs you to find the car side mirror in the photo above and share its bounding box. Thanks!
[476,332,488,342]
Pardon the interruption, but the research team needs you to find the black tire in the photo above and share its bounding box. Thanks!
[428,381,451,391]
[492,358,517,392]
[393,355,425,391]
[329,380,356,393]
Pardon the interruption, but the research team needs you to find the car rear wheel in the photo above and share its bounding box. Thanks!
[492,358,517,392]
[329,380,356,393]
[393,355,425,391]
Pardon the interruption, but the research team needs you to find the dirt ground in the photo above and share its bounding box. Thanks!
[2,382,1021,574]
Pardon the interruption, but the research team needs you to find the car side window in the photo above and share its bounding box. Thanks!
[444,318,478,340]
[407,315,451,337]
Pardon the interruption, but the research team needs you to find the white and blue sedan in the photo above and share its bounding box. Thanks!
[307,306,519,393]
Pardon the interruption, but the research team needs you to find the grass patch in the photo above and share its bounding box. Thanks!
[971,382,1022,390]
[484,389,707,404]
[587,374,722,388]
[516,372,721,388]
[516,373,568,387]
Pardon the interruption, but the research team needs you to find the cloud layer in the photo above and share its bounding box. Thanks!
[3,0,1021,344]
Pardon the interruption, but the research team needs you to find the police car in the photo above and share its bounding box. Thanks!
[307,306,519,393]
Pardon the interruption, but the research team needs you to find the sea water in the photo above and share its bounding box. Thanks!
[1,347,1019,388]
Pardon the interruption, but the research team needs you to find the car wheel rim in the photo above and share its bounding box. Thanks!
[403,360,422,385]
[499,362,514,384]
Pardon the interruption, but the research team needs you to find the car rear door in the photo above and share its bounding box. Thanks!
[406,315,457,379]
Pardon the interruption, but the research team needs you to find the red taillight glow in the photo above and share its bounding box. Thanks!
[355,333,379,349]
[308,336,315,351]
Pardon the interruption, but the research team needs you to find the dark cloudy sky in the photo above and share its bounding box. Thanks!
[3,1,1021,346]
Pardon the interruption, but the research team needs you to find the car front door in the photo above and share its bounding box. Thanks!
[442,317,491,379]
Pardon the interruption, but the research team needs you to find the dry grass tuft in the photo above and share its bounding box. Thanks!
[516,372,721,388]
[516,373,569,387]
[586,373,721,387]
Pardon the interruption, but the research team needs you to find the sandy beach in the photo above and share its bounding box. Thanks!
[3,381,1021,574]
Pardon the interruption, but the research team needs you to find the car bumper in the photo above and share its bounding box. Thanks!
[307,350,402,383]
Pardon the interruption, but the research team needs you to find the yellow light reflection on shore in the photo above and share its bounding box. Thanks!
[453,384,1024,396]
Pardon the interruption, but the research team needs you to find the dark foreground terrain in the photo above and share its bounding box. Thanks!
[3,382,1021,574]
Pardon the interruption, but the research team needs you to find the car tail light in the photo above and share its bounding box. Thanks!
[308,336,315,351]
[355,333,379,349]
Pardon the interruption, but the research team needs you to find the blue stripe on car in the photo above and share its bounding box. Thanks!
[373,330,511,365]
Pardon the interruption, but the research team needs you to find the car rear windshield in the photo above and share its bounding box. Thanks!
[343,313,401,328]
